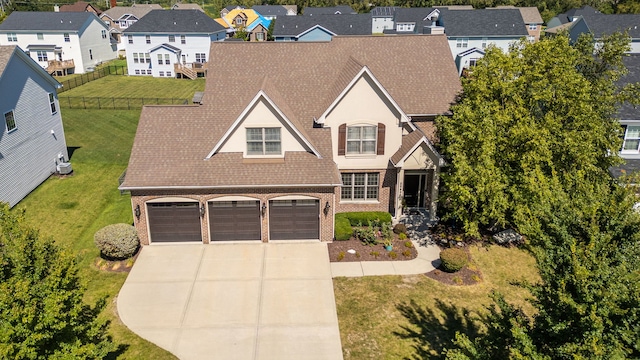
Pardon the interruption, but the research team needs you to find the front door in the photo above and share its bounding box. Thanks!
[403,171,433,208]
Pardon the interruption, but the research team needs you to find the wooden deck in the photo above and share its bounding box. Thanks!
[47,59,75,76]
[174,62,206,79]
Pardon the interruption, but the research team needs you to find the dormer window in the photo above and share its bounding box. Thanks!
[347,125,376,154]
[622,125,640,153]
[247,127,281,155]
[396,22,415,32]
[235,17,244,26]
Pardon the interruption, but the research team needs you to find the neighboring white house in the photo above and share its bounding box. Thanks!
[100,4,162,55]
[0,12,117,75]
[123,10,226,78]
[0,45,68,208]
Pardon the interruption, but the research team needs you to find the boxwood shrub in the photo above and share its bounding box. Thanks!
[334,214,353,241]
[94,223,139,260]
[439,248,468,273]
[338,211,392,226]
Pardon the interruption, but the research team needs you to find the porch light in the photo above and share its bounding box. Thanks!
[134,204,141,220]
[200,203,206,217]
[261,202,267,217]
[324,201,331,215]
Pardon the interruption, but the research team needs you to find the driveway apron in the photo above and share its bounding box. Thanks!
[117,243,343,360]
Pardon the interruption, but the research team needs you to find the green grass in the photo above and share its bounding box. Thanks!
[15,109,177,360]
[60,75,205,99]
[54,58,128,83]
[334,245,539,359]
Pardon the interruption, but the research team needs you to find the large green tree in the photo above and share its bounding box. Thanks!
[436,33,634,238]
[0,203,117,359]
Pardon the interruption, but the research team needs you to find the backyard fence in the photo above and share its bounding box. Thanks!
[58,96,190,110]
[57,65,127,93]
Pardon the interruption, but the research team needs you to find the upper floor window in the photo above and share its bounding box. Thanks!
[396,22,415,32]
[456,38,469,48]
[341,173,379,201]
[7,33,17,42]
[36,50,47,62]
[145,35,150,44]
[37,33,44,40]
[4,110,16,132]
[622,125,640,153]
[120,21,128,28]
[168,35,175,42]
[101,30,107,39]
[235,17,244,26]
[49,93,56,114]
[128,35,133,44]
[256,32,264,41]
[481,37,488,48]
[180,35,186,44]
[529,24,538,30]
[195,53,206,63]
[246,127,281,155]
[157,54,163,65]
[164,54,170,64]
[347,125,376,154]
[64,33,70,42]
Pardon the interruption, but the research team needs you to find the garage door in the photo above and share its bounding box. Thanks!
[208,201,261,241]
[269,199,319,240]
[147,202,202,243]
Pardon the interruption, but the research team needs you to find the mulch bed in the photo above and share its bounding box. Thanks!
[94,251,139,273]
[425,264,483,286]
[328,236,418,262]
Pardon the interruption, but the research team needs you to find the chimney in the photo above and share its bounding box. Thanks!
[54,4,60,11]
[110,0,116,8]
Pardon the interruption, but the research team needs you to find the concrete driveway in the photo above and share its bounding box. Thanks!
[117,243,343,360]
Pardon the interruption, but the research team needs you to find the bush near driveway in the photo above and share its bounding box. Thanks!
[334,214,352,240]
[337,211,392,226]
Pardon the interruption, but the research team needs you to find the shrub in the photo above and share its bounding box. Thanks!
[338,212,392,226]
[334,215,352,240]
[402,249,412,257]
[382,222,393,240]
[354,225,377,246]
[370,251,380,258]
[337,251,345,261]
[94,223,139,260]
[404,241,413,248]
[439,248,469,272]
[388,251,398,259]
[393,223,408,234]
[399,233,408,240]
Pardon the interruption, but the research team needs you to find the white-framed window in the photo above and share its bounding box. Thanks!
[157,54,163,65]
[6,33,17,42]
[89,49,93,60]
[159,71,164,77]
[341,173,379,201]
[167,71,172,77]
[128,35,133,44]
[164,54,170,64]
[146,69,152,75]
[396,22,415,32]
[145,35,150,44]
[64,33,70,42]
[101,30,107,39]
[133,53,139,63]
[246,127,281,155]
[527,35,536,43]
[120,20,128,28]
[49,93,56,114]
[180,35,186,44]
[481,37,488,48]
[347,125,376,154]
[235,17,244,26]
[456,38,469,48]
[622,125,640,153]
[135,69,140,74]
[4,110,16,132]
[468,58,478,67]
[195,53,206,63]
[529,24,538,30]
[145,53,150,63]
[37,33,44,40]
[256,32,264,41]
[36,50,47,62]
[168,35,175,42]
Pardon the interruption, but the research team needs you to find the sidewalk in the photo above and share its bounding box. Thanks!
[330,240,441,278]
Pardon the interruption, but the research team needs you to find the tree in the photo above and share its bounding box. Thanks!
[0,203,117,359]
[436,33,634,237]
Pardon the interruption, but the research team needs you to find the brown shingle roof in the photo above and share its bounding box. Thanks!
[391,131,424,165]
[59,1,102,14]
[122,36,460,190]
[0,46,16,75]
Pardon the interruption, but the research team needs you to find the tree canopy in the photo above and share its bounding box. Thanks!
[0,203,117,359]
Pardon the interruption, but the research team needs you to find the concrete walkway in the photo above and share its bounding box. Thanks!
[330,241,441,277]
[117,243,343,360]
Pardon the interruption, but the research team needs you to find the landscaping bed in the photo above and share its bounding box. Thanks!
[328,236,418,262]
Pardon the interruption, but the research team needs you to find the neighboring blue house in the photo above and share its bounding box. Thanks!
[0,45,68,207]
[273,14,371,41]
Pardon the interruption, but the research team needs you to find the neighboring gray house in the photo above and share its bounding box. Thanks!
[0,45,68,207]
[371,6,396,33]
[611,54,640,178]
[252,5,297,20]
[273,14,371,41]
[304,6,356,16]
[546,5,601,29]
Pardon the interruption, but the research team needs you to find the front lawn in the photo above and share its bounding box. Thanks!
[15,109,176,359]
[334,244,539,359]
[60,75,205,99]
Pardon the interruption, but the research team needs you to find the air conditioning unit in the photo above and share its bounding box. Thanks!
[57,162,73,175]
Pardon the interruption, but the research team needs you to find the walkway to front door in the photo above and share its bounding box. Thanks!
[117,243,343,360]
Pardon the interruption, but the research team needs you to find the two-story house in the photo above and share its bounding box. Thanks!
[214,8,272,40]
[273,14,372,41]
[0,12,117,75]
[611,54,640,179]
[0,46,68,207]
[487,6,543,41]
[119,35,461,245]
[123,10,226,78]
[100,4,162,55]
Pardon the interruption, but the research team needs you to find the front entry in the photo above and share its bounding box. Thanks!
[403,171,433,208]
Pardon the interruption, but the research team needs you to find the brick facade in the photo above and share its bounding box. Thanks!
[131,187,336,245]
